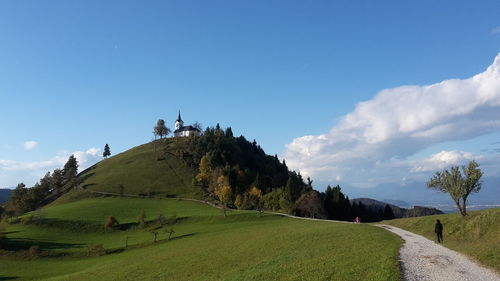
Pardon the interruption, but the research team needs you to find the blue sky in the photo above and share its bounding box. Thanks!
[1,0,500,190]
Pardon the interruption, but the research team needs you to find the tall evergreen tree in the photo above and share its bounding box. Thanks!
[383,204,395,220]
[103,144,111,158]
[63,155,79,183]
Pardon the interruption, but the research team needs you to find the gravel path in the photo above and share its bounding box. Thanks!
[379,224,499,281]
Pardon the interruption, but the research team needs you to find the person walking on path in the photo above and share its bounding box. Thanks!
[435,219,444,243]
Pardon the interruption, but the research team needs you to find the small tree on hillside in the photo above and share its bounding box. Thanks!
[153,119,170,139]
[427,160,482,216]
[103,144,111,158]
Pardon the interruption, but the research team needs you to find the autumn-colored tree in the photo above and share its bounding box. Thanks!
[234,194,244,209]
[215,175,233,203]
[195,154,212,187]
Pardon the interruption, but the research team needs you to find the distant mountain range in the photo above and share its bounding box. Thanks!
[350,198,443,218]
[320,176,500,208]
[0,188,12,204]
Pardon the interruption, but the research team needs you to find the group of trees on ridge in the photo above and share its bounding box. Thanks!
[4,155,79,215]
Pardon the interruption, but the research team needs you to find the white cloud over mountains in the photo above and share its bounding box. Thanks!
[285,53,500,188]
[0,148,100,187]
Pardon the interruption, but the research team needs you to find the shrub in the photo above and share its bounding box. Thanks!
[29,245,40,257]
[138,210,146,228]
[105,216,119,229]
[87,244,105,256]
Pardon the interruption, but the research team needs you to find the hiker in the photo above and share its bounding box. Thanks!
[435,219,443,243]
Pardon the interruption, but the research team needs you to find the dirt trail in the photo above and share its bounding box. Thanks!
[379,224,499,281]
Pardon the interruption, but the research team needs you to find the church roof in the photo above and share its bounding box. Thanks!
[176,111,183,122]
[174,125,200,133]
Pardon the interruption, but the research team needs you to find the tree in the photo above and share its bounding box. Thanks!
[153,119,170,139]
[103,144,111,158]
[214,175,233,217]
[63,155,79,183]
[195,154,212,187]
[427,160,482,216]
[193,121,203,132]
[51,168,65,194]
[383,204,395,220]
[294,190,326,219]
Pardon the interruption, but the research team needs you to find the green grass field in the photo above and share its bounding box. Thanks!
[76,139,204,199]
[383,208,500,272]
[1,196,403,281]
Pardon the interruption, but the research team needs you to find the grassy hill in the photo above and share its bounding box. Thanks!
[1,196,403,280]
[76,138,205,199]
[382,208,500,272]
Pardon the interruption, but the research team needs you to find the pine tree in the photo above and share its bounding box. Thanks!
[63,155,79,183]
[103,144,111,158]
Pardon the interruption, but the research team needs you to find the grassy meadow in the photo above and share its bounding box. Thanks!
[383,208,500,272]
[1,196,403,281]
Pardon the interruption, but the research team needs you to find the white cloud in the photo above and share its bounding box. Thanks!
[284,53,500,187]
[492,26,500,34]
[0,147,101,187]
[24,141,38,150]
[410,150,476,173]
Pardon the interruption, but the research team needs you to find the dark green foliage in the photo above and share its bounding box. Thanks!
[261,188,288,211]
[186,125,307,210]
[323,185,351,221]
[103,144,111,158]
[63,155,79,182]
[383,204,395,220]
[8,161,72,214]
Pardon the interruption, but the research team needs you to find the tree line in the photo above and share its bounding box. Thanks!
[166,124,397,222]
[4,155,79,215]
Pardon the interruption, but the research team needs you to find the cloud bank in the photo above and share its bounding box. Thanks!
[285,53,500,188]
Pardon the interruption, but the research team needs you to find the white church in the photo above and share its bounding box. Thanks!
[174,111,200,137]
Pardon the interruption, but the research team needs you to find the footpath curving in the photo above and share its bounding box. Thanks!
[378,224,499,281]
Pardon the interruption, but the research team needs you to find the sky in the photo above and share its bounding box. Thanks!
[1,0,499,192]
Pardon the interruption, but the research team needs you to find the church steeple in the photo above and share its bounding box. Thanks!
[175,111,184,130]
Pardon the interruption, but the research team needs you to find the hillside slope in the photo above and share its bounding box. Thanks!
[76,138,204,199]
